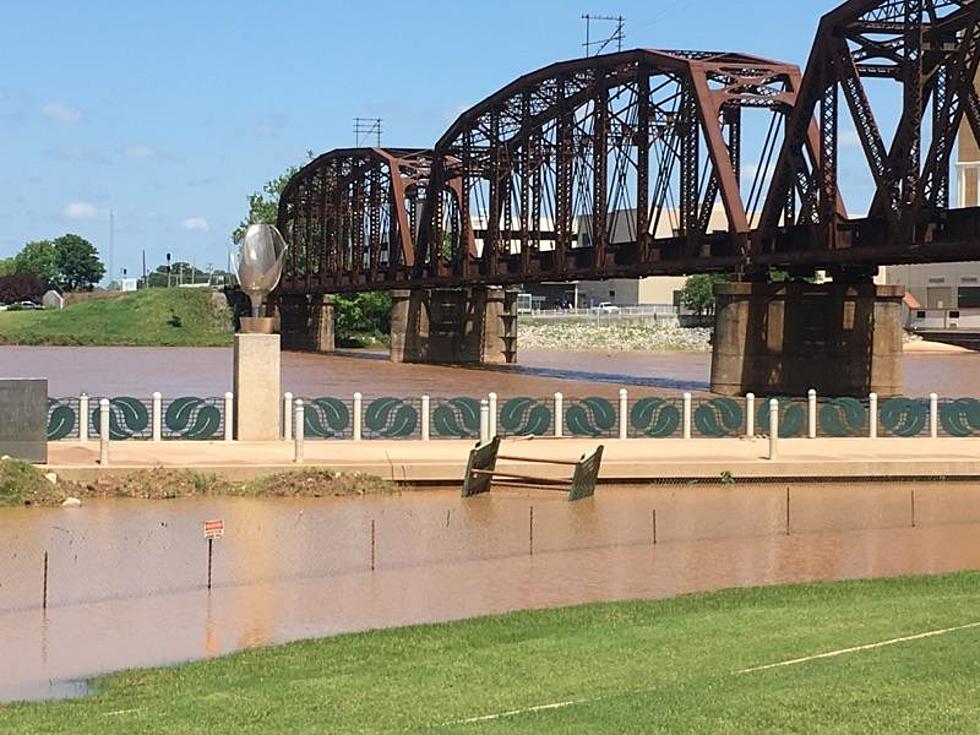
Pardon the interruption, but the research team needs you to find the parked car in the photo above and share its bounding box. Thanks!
[16,301,42,310]
[594,302,621,314]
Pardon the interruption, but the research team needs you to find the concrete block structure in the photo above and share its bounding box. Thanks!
[233,334,282,440]
[710,283,904,397]
[279,294,335,352]
[0,379,47,462]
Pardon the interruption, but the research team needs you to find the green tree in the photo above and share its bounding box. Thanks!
[681,273,729,316]
[14,240,59,286]
[0,257,16,277]
[54,234,105,291]
[231,151,313,244]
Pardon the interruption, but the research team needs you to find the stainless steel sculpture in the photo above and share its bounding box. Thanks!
[237,223,287,318]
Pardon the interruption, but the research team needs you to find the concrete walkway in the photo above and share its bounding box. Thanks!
[45,437,980,483]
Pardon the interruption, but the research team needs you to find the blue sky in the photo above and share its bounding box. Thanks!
[0,1,856,277]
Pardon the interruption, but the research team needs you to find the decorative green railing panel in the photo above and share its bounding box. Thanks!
[432,397,481,438]
[939,398,980,437]
[364,397,419,439]
[91,397,151,439]
[629,398,682,438]
[304,397,352,439]
[756,399,806,438]
[817,398,868,437]
[693,398,743,437]
[46,398,78,440]
[499,397,553,436]
[164,397,223,440]
[879,397,928,437]
[565,397,617,437]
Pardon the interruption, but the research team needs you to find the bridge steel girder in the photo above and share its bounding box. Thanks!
[754,0,980,269]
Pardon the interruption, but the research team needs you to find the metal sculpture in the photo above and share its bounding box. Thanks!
[238,223,288,316]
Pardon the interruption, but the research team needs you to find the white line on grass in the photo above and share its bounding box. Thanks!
[445,620,980,726]
[736,620,980,674]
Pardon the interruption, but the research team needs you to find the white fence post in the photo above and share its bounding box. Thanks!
[807,389,817,439]
[745,393,755,438]
[421,395,431,441]
[869,393,878,439]
[768,398,779,461]
[929,393,939,438]
[682,392,692,440]
[353,392,363,441]
[224,392,234,441]
[554,392,564,438]
[282,392,293,441]
[619,388,628,440]
[488,392,498,438]
[79,393,89,442]
[99,398,110,466]
[480,399,490,443]
[293,399,304,463]
[152,392,162,442]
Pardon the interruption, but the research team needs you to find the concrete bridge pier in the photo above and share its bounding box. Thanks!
[710,282,904,397]
[279,294,335,352]
[390,286,518,364]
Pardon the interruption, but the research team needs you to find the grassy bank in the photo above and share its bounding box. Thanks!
[519,320,712,351]
[0,288,233,347]
[0,459,390,507]
[3,572,979,732]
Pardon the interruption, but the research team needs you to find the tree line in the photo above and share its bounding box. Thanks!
[0,235,105,303]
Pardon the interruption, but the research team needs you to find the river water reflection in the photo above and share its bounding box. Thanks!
[2,482,980,701]
[1,345,979,397]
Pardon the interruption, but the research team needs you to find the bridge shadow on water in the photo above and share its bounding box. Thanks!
[331,349,710,393]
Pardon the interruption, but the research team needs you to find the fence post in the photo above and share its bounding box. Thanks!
[807,389,817,439]
[554,392,564,438]
[619,388,628,440]
[682,392,692,440]
[745,393,755,438]
[480,399,490,443]
[869,393,878,439]
[929,393,939,438]
[353,392,363,441]
[768,398,779,461]
[99,398,110,466]
[488,392,498,438]
[293,399,304,464]
[152,392,162,441]
[282,392,293,441]
[224,392,234,441]
[421,395,430,441]
[79,393,89,442]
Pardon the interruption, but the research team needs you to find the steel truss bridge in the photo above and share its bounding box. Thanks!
[277,0,980,295]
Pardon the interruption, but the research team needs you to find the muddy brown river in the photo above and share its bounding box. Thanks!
[2,483,980,702]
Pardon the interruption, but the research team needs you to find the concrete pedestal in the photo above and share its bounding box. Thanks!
[0,379,47,462]
[233,334,282,440]
[279,294,335,352]
[710,282,903,397]
[390,287,518,364]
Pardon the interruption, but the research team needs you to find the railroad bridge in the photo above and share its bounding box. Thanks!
[274,0,980,396]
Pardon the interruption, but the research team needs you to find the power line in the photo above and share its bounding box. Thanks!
[353,117,383,147]
[582,14,625,57]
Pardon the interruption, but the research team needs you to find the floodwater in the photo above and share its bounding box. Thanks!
[2,482,980,702]
[1,345,979,397]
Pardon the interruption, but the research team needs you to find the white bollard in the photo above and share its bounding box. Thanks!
[929,393,939,439]
[421,395,431,441]
[282,392,293,441]
[869,393,878,439]
[619,388,628,440]
[353,392,363,441]
[682,392,692,440]
[79,393,89,442]
[554,392,564,438]
[152,392,162,442]
[480,399,490,443]
[293,400,304,464]
[488,392,498,439]
[807,389,817,439]
[99,398,110,466]
[224,392,234,441]
[768,398,779,461]
[745,393,755,438]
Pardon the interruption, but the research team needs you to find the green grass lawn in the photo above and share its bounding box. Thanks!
[0,288,233,347]
[3,572,980,733]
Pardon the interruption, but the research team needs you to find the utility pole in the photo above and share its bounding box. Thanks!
[141,249,147,289]
[582,14,625,56]
[108,209,115,289]
[353,117,383,147]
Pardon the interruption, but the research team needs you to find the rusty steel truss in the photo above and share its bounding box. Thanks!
[277,0,980,295]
